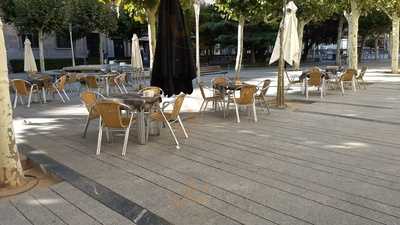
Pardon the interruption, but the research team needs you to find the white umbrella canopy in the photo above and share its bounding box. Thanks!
[131,34,143,70]
[269,1,300,66]
[24,39,38,73]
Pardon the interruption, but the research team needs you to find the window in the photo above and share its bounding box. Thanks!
[56,33,71,48]
[21,33,39,48]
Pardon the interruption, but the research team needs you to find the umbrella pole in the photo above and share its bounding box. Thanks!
[194,2,201,83]
[69,24,75,67]
[276,0,287,108]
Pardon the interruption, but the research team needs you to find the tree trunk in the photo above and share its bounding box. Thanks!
[375,37,379,60]
[147,8,157,72]
[250,49,256,65]
[391,14,399,73]
[235,16,245,80]
[0,19,24,187]
[38,29,45,72]
[359,37,366,63]
[99,33,104,64]
[294,19,309,70]
[336,16,344,66]
[277,0,287,109]
[348,0,360,70]
[388,33,392,59]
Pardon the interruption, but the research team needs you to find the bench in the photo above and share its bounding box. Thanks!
[200,66,228,76]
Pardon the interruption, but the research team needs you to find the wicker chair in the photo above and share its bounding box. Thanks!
[80,91,105,138]
[338,69,357,95]
[45,75,71,103]
[150,94,188,149]
[285,71,302,91]
[305,68,326,99]
[113,73,128,94]
[11,79,41,108]
[356,66,367,89]
[255,79,271,113]
[228,84,258,123]
[138,86,164,96]
[198,82,225,114]
[95,100,136,156]
[84,76,100,92]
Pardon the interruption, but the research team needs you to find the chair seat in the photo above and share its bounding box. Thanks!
[205,96,224,101]
[121,116,136,127]
[151,112,173,122]
[234,98,253,105]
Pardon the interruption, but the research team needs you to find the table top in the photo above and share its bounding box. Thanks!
[106,93,161,110]
[299,70,331,81]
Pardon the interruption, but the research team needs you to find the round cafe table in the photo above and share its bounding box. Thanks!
[106,93,161,145]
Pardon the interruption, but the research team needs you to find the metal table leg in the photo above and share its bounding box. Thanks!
[137,109,146,144]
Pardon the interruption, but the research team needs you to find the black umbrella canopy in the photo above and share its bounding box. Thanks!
[151,0,196,97]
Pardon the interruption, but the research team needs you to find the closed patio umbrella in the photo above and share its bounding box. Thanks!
[24,39,38,73]
[151,0,196,97]
[131,34,143,70]
[269,1,300,66]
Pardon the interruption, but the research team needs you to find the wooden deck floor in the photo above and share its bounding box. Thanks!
[7,80,400,225]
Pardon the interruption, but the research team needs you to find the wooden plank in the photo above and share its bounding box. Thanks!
[0,200,33,225]
[10,193,66,225]
[50,182,137,225]
[29,188,102,225]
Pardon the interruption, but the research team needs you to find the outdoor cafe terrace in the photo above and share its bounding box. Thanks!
[3,68,400,225]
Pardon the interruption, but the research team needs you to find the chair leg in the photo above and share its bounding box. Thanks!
[263,97,270,114]
[252,102,258,122]
[305,82,309,99]
[204,101,209,112]
[82,116,91,138]
[177,115,188,138]
[55,87,65,103]
[27,87,33,108]
[63,90,71,101]
[234,103,240,123]
[105,127,110,143]
[42,88,47,103]
[13,93,18,108]
[96,118,103,155]
[160,112,180,149]
[122,114,134,156]
[199,101,205,113]
[122,84,128,94]
[340,81,345,95]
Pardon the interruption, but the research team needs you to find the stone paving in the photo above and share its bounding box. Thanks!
[2,66,400,225]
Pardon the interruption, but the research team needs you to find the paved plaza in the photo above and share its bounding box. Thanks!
[1,66,400,225]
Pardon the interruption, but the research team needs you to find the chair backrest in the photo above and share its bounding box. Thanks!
[80,91,97,110]
[55,75,67,90]
[65,72,78,83]
[12,79,31,96]
[238,85,257,105]
[95,101,128,128]
[85,76,98,88]
[357,66,367,79]
[308,68,322,86]
[170,94,186,120]
[139,86,163,96]
[113,73,127,85]
[212,77,228,87]
[341,69,356,81]
[258,79,271,97]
